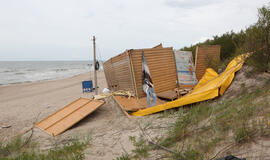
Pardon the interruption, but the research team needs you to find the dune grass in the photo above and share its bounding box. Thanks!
[116,79,270,160]
[0,134,91,160]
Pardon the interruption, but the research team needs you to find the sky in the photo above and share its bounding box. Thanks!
[0,0,269,61]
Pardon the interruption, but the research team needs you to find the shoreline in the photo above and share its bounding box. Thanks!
[0,71,94,87]
[0,70,106,137]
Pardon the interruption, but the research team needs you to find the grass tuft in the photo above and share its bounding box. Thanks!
[0,134,91,160]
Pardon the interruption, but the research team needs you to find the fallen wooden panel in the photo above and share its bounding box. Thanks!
[157,90,177,101]
[113,96,165,111]
[35,98,104,136]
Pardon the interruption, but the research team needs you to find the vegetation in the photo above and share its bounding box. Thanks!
[181,4,270,73]
[114,153,131,160]
[243,5,270,72]
[116,5,270,158]
[0,134,91,160]
[114,80,270,160]
[129,136,151,159]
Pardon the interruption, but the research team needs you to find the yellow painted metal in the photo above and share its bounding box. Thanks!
[132,54,249,116]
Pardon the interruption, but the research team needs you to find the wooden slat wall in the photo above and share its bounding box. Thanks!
[103,60,114,89]
[103,52,135,92]
[195,45,221,80]
[130,47,178,98]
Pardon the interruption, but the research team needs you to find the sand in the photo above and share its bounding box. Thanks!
[0,71,174,159]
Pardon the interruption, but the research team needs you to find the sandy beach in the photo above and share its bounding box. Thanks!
[0,71,173,159]
[0,71,103,137]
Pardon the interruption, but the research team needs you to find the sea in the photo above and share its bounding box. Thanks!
[0,61,95,85]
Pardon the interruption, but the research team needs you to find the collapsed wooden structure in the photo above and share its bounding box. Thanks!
[103,45,178,98]
[103,44,221,113]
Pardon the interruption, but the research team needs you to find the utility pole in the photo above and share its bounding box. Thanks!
[93,36,98,95]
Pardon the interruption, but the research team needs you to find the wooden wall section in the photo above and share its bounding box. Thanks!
[103,59,115,89]
[130,47,178,98]
[195,45,221,80]
[103,52,135,93]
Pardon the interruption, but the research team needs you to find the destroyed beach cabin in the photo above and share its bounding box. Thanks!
[103,46,178,98]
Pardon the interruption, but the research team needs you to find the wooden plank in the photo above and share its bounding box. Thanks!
[157,90,178,101]
[113,96,165,111]
[113,96,132,120]
[35,98,104,136]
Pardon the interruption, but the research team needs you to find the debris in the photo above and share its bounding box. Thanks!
[35,97,104,136]
[103,44,178,98]
[102,88,110,93]
[174,50,198,86]
[157,90,177,101]
[0,125,11,129]
[142,51,157,107]
[113,95,165,111]
[94,93,111,100]
[132,54,250,116]
[216,155,246,160]
[94,90,134,100]
[113,96,133,120]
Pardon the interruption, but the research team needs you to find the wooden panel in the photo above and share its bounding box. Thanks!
[113,96,165,111]
[35,98,104,136]
[157,90,177,101]
[103,60,114,89]
[103,51,135,92]
[130,47,178,98]
[195,45,220,80]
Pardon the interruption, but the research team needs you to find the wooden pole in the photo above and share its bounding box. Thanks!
[93,36,98,95]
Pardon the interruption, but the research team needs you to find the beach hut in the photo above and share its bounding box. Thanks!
[103,45,178,98]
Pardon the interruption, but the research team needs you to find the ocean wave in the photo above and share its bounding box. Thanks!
[14,72,25,75]
[3,70,14,73]
[0,61,92,85]
[55,68,68,72]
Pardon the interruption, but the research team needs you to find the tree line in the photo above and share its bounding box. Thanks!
[181,4,270,72]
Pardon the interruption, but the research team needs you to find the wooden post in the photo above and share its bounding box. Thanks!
[128,50,139,99]
[93,36,98,95]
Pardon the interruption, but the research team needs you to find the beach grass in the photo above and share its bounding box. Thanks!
[0,134,91,160]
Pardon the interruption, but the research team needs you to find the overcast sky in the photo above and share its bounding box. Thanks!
[0,0,269,61]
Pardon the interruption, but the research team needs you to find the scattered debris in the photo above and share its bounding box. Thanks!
[0,125,11,129]
[94,90,134,100]
[103,44,178,98]
[132,54,250,116]
[113,96,164,111]
[216,155,246,160]
[157,90,177,101]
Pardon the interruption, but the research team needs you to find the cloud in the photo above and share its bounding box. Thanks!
[164,0,222,9]
[0,0,269,60]
[193,36,213,45]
